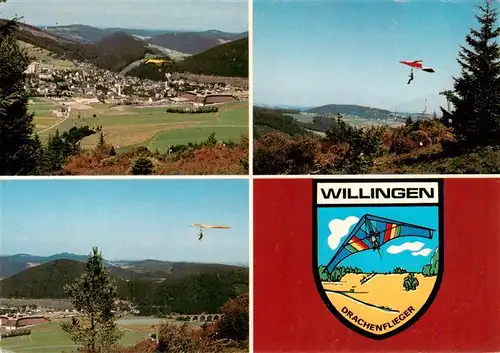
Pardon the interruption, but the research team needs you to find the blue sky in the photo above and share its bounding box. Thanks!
[0,179,249,264]
[317,206,439,273]
[0,0,248,32]
[254,0,484,112]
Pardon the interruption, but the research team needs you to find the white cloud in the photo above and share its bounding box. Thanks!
[386,241,425,255]
[411,248,433,257]
[327,216,359,251]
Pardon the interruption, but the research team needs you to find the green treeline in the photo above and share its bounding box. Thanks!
[124,270,249,315]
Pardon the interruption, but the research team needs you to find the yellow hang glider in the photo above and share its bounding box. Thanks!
[191,224,231,241]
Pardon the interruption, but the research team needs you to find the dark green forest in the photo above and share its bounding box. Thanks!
[128,37,248,80]
[0,259,249,315]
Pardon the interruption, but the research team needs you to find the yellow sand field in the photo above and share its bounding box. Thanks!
[322,273,437,335]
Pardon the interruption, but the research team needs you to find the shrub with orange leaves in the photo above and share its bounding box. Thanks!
[63,136,249,175]
[253,132,320,175]
[209,293,249,342]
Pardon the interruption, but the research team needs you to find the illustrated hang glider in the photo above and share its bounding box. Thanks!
[191,224,230,241]
[400,60,435,84]
[324,214,435,274]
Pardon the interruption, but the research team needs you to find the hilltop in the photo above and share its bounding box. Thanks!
[1,20,247,74]
[129,36,249,79]
[0,259,249,314]
[0,260,140,298]
[45,25,171,43]
[306,104,393,119]
[0,253,248,279]
[0,19,155,72]
[148,30,248,54]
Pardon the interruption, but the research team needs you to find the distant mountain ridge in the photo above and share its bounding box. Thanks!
[306,104,393,118]
[0,252,248,279]
[0,19,248,76]
[44,24,247,54]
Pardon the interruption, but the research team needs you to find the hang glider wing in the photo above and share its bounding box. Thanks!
[191,223,231,229]
[400,60,436,73]
[325,214,435,273]
[400,60,424,69]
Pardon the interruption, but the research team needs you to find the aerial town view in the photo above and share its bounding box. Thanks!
[0,178,250,353]
[0,0,249,175]
[253,0,500,175]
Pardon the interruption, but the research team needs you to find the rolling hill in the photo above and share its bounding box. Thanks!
[45,25,174,43]
[148,30,247,54]
[0,253,247,280]
[0,259,249,313]
[170,36,248,77]
[306,104,393,119]
[0,259,137,298]
[45,24,247,54]
[128,36,249,79]
[0,19,155,72]
[2,19,248,77]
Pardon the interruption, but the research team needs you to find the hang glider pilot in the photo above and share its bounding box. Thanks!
[407,68,414,85]
[368,230,380,250]
[198,229,204,241]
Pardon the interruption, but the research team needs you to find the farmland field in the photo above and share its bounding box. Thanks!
[31,98,249,152]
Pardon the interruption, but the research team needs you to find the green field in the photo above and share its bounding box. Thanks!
[31,99,249,152]
[1,317,200,353]
[288,113,403,128]
[29,98,62,132]
[288,113,313,123]
[0,321,143,353]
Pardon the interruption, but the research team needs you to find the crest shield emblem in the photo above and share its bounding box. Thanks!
[313,178,443,340]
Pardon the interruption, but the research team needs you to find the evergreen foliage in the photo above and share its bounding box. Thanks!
[60,247,123,353]
[0,19,41,175]
[441,0,500,148]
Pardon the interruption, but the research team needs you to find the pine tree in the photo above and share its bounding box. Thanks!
[0,19,42,174]
[61,247,123,353]
[442,0,500,148]
[97,131,106,150]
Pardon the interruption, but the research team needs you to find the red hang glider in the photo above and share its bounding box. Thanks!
[400,60,435,84]
[400,60,436,73]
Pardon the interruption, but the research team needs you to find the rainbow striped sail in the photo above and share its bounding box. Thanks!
[325,214,434,273]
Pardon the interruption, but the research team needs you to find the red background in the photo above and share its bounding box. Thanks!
[253,178,500,353]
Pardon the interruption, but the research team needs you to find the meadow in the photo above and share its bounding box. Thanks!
[30,98,249,152]
[288,113,403,128]
[1,317,202,353]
